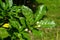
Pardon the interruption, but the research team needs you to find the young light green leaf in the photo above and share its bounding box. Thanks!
[0,1,6,10]
[0,28,9,38]
[5,0,13,8]
[35,5,46,22]
[2,2,6,10]
[21,5,34,25]
[39,19,56,28]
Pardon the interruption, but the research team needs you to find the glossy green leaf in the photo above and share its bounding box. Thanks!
[39,19,56,28]
[35,5,46,22]
[0,28,9,38]
[21,5,34,25]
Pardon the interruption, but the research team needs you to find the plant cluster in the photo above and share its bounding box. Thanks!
[0,0,56,40]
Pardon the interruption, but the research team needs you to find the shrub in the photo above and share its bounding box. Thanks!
[0,0,56,40]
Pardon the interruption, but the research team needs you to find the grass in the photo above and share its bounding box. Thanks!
[43,0,60,27]
[32,28,60,40]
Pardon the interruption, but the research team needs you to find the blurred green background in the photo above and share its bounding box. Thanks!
[37,0,60,27]
[33,0,60,40]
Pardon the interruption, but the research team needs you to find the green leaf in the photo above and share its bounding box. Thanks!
[9,19,21,29]
[0,28,9,38]
[8,12,19,18]
[11,35,16,40]
[2,2,6,10]
[0,16,3,19]
[5,0,13,8]
[0,0,2,4]
[0,0,6,10]
[9,19,24,32]
[14,32,21,38]
[21,5,34,25]
[14,32,25,40]
[11,6,21,13]
[19,17,26,27]
[5,0,9,8]
[22,32,31,40]
[20,38,25,40]
[35,0,41,3]
[39,19,56,28]
[26,20,33,30]
[0,0,3,7]
[35,5,46,22]
[19,17,26,32]
[0,19,4,26]
[32,29,43,37]
[1,12,6,17]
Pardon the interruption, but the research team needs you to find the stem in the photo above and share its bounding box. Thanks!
[29,30,34,40]
[56,29,58,40]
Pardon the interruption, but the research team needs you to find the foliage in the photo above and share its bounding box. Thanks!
[0,0,56,40]
[0,28,9,38]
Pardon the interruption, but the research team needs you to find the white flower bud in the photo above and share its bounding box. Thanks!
[25,28,28,31]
